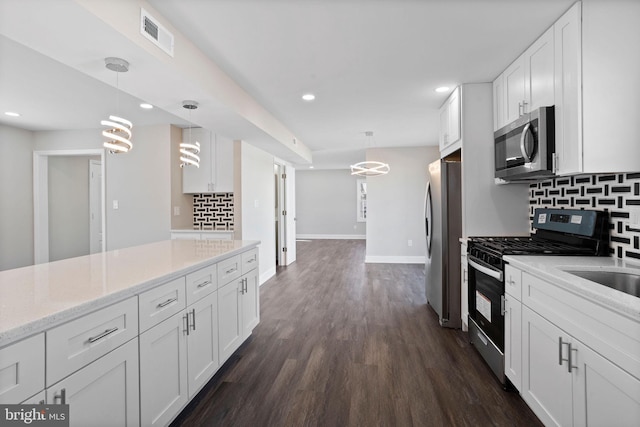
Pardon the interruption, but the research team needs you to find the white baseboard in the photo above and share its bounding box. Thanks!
[259,266,276,286]
[296,234,366,240]
[364,255,426,264]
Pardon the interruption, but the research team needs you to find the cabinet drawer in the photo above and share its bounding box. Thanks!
[504,264,522,300]
[186,264,217,306]
[241,248,259,274]
[139,277,186,333]
[0,334,44,404]
[46,297,138,387]
[218,255,241,286]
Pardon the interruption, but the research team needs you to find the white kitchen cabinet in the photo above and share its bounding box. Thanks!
[218,278,243,363]
[186,291,219,398]
[46,338,140,427]
[21,391,45,404]
[241,268,260,339]
[438,86,461,155]
[460,241,468,331]
[504,264,522,391]
[492,74,505,131]
[524,26,555,113]
[139,312,189,427]
[522,306,573,427]
[182,129,234,194]
[503,56,526,124]
[555,1,640,174]
[0,334,44,403]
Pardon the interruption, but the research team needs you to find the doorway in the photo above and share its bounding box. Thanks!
[274,161,297,267]
[33,149,106,264]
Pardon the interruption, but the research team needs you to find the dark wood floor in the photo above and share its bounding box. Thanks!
[172,239,542,427]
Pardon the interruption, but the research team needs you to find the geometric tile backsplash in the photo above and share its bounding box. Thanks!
[529,172,640,260]
[193,193,234,231]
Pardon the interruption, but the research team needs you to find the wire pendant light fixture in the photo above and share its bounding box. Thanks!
[101,57,133,154]
[350,131,390,177]
[180,100,201,168]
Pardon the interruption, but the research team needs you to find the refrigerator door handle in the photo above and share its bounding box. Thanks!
[468,258,503,282]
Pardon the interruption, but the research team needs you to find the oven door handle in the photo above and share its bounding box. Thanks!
[468,258,503,281]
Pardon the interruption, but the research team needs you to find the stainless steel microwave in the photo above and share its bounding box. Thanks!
[494,106,555,180]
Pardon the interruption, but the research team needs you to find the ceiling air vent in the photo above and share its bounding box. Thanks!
[140,8,174,57]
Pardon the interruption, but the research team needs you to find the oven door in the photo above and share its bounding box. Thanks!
[467,255,504,350]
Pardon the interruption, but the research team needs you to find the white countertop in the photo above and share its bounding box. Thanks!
[0,239,259,347]
[171,229,234,233]
[504,255,640,321]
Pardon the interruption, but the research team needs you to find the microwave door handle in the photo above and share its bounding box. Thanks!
[520,122,532,162]
[468,258,503,281]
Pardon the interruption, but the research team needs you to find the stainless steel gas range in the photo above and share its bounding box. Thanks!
[466,208,610,386]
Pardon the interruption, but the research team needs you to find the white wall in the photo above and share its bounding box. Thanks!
[365,146,440,263]
[237,141,276,284]
[0,125,34,270]
[34,125,171,251]
[296,169,366,239]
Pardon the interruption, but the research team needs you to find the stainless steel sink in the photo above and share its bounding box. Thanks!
[565,269,640,298]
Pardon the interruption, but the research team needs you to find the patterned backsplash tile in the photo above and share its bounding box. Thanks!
[193,193,234,231]
[529,173,640,260]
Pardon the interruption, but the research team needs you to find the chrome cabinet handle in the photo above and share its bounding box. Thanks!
[158,297,177,308]
[190,308,196,331]
[197,280,211,288]
[184,313,190,336]
[226,267,237,274]
[568,344,578,373]
[54,388,66,405]
[500,295,506,316]
[559,337,571,369]
[518,102,523,116]
[88,327,118,343]
[247,258,255,264]
[239,278,245,295]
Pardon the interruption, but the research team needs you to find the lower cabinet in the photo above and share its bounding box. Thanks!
[187,291,219,397]
[503,292,522,391]
[46,338,140,427]
[218,269,259,364]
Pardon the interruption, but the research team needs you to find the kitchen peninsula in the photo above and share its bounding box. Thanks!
[0,238,260,426]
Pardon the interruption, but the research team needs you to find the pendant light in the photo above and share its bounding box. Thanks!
[101,57,133,153]
[350,131,390,176]
[180,101,201,168]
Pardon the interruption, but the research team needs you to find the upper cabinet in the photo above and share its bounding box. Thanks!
[438,86,461,156]
[182,129,234,194]
[493,0,640,174]
[493,27,554,131]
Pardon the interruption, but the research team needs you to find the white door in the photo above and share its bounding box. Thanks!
[89,160,102,254]
[46,338,139,427]
[572,339,640,426]
[283,165,296,265]
[522,307,573,427]
[241,269,260,339]
[187,291,219,398]
[218,279,243,363]
[139,314,188,427]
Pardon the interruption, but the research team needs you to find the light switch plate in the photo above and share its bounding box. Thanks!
[113,200,119,210]
[629,207,640,226]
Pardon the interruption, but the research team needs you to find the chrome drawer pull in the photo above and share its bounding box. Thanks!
[190,308,196,331]
[197,280,211,288]
[247,258,255,263]
[54,388,66,405]
[88,327,119,343]
[157,297,177,308]
[225,267,237,274]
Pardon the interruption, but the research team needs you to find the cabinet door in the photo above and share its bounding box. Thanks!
[447,87,461,144]
[493,73,505,131]
[46,338,139,427]
[522,307,573,427]
[504,56,526,124]
[242,269,260,339]
[504,294,522,391]
[214,135,234,193]
[187,291,219,398]
[0,334,44,404]
[218,279,243,363]
[140,313,188,427]
[183,128,213,193]
[438,102,450,151]
[554,1,582,175]
[525,26,554,112]
[460,248,468,330]
[572,340,640,427]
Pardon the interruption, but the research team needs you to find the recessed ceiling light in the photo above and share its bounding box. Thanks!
[302,93,316,101]
[4,111,20,117]
[140,103,154,109]
[435,86,450,93]
[309,165,314,169]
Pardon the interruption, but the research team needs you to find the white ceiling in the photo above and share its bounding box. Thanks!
[0,0,576,169]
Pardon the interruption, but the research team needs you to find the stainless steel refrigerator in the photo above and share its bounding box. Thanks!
[425,159,462,328]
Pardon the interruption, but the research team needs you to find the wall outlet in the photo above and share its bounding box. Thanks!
[173,206,180,216]
[630,207,640,227]
[408,239,413,247]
